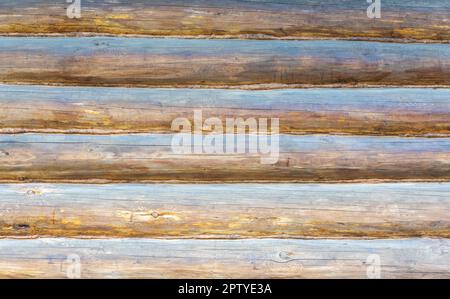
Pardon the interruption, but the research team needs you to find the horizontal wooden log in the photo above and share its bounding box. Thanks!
[0,238,448,278]
[0,134,448,183]
[0,183,449,239]
[0,85,449,136]
[1,38,450,87]
[0,1,449,42]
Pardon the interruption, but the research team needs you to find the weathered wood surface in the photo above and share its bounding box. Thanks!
[2,38,450,87]
[0,183,449,239]
[1,85,449,136]
[0,134,448,183]
[0,238,448,278]
[0,1,449,42]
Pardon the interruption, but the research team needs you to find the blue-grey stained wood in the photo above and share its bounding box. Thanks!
[0,238,448,278]
[0,183,449,238]
[0,85,449,136]
[0,1,449,42]
[0,134,448,182]
[1,38,450,87]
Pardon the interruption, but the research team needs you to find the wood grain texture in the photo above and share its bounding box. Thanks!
[0,134,448,183]
[0,183,449,239]
[2,38,450,87]
[1,85,449,136]
[0,0,449,42]
[0,238,449,278]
